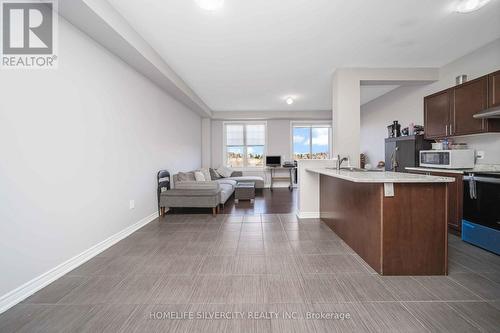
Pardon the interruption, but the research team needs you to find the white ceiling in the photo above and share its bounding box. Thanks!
[107,0,500,111]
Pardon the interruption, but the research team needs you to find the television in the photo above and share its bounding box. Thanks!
[266,155,282,166]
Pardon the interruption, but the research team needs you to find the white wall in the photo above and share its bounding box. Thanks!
[0,17,201,300]
[361,38,500,166]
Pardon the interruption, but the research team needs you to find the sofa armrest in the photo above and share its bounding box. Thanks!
[175,181,220,191]
[230,171,243,177]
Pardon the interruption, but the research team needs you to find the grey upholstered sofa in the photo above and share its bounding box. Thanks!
[159,170,264,215]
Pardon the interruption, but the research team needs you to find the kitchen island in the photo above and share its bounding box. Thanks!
[308,168,455,275]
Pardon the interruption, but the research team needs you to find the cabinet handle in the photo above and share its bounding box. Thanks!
[445,125,448,136]
[450,124,453,135]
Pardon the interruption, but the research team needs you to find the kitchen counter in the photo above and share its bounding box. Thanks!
[406,165,500,174]
[307,168,455,183]
[316,168,449,275]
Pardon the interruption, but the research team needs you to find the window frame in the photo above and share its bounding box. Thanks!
[223,121,267,169]
[290,121,333,160]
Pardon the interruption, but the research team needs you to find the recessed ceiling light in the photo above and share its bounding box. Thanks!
[285,97,294,105]
[455,0,491,13]
[196,0,224,11]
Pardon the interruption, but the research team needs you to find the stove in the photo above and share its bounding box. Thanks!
[462,172,500,255]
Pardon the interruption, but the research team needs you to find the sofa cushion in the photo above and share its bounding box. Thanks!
[216,165,233,178]
[177,171,195,182]
[226,176,265,189]
[216,179,237,188]
[219,183,235,204]
[209,168,222,180]
[194,171,206,182]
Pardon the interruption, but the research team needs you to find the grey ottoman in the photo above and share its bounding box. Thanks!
[234,182,255,204]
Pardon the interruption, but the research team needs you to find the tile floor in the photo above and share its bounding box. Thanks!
[1,213,500,332]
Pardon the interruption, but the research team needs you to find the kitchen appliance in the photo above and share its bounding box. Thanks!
[473,105,500,119]
[419,149,475,169]
[462,172,500,255]
[384,135,432,172]
[387,120,401,138]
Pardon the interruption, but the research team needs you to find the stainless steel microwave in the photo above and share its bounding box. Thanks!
[419,149,475,169]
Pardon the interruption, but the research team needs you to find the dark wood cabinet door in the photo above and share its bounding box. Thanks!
[453,77,487,136]
[424,90,451,139]
[430,172,463,233]
[408,170,463,234]
[489,70,500,108]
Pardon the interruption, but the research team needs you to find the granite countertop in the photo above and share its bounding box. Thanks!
[406,165,500,174]
[307,168,455,183]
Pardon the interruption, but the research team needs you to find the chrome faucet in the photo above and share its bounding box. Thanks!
[336,155,349,170]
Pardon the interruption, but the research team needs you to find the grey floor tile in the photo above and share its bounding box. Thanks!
[359,302,427,332]
[243,215,262,223]
[16,304,95,333]
[412,276,482,301]
[264,240,294,254]
[234,255,268,274]
[241,223,263,232]
[227,275,267,303]
[448,301,500,333]
[302,274,351,303]
[219,223,242,232]
[189,276,230,304]
[163,255,204,275]
[152,240,187,256]
[106,275,161,304]
[334,273,396,301]
[198,256,235,275]
[265,275,307,303]
[22,276,89,304]
[57,276,124,304]
[448,272,500,300]
[237,240,266,255]
[134,255,172,275]
[295,254,367,274]
[95,256,144,277]
[0,304,50,333]
[70,304,137,332]
[209,240,239,256]
[402,302,481,332]
[148,276,196,304]
[379,276,439,301]
[265,255,301,275]
[480,272,500,284]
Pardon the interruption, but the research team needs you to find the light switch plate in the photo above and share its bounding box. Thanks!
[384,183,394,197]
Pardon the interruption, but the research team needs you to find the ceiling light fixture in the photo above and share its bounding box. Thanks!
[455,0,491,13]
[285,97,295,105]
[196,0,224,11]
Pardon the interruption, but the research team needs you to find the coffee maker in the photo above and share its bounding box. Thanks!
[387,121,401,138]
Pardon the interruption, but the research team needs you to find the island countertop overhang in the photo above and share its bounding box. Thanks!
[307,168,455,183]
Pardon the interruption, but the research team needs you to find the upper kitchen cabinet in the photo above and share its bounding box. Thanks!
[452,76,487,136]
[424,89,451,138]
[489,70,500,108]
[424,70,500,139]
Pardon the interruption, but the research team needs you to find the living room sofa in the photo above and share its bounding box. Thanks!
[159,169,265,215]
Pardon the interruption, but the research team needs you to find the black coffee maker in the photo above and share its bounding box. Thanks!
[387,121,401,138]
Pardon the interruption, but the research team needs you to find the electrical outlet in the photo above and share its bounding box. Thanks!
[129,200,135,209]
[476,151,485,160]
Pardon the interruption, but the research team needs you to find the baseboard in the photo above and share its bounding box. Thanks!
[0,211,159,314]
[296,211,320,219]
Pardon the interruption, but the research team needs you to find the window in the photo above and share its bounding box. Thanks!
[292,123,332,160]
[224,122,266,167]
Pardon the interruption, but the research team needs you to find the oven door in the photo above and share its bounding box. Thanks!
[420,151,449,167]
[463,174,500,231]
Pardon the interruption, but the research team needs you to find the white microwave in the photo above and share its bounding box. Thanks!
[419,149,475,169]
